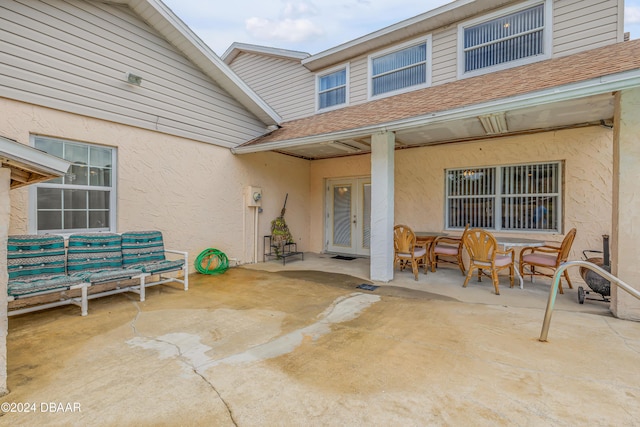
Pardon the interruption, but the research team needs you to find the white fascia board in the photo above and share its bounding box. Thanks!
[138,0,282,125]
[222,43,310,64]
[232,69,640,154]
[302,0,478,70]
[0,136,71,176]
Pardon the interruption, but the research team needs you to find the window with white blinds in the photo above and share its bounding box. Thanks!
[445,162,561,232]
[369,37,430,98]
[459,1,548,76]
[318,67,347,110]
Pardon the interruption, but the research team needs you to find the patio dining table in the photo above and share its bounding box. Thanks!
[415,231,449,266]
[494,236,546,289]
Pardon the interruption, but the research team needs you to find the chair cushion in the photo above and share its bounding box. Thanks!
[69,267,143,284]
[67,233,125,273]
[398,247,426,258]
[121,231,167,266]
[8,274,84,298]
[494,255,513,267]
[125,259,184,275]
[7,235,67,279]
[522,253,556,266]
[434,245,458,256]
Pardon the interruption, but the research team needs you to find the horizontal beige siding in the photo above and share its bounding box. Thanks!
[229,52,315,121]
[553,0,622,56]
[348,57,368,105]
[0,0,266,146]
[432,28,458,86]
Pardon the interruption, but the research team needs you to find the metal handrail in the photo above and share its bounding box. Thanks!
[539,260,640,342]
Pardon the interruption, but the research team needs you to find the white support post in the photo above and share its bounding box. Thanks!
[370,131,395,282]
[0,167,10,395]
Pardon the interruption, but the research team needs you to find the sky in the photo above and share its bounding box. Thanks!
[161,0,640,56]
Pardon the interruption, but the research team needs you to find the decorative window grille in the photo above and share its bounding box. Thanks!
[371,42,427,96]
[463,3,545,73]
[318,68,347,110]
[445,162,561,232]
[32,136,115,233]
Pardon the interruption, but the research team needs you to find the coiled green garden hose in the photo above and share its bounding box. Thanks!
[194,248,229,275]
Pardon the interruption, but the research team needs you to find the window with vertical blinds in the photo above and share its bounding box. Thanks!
[370,39,429,97]
[318,67,347,110]
[445,162,561,232]
[461,1,546,74]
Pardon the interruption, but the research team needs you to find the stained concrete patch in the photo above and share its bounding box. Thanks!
[129,293,380,371]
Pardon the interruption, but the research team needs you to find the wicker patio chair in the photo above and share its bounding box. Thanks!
[393,225,428,281]
[519,228,577,294]
[430,224,469,275]
[462,228,515,295]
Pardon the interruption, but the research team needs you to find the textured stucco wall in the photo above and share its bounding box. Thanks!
[1,99,310,271]
[310,126,614,272]
[612,88,640,320]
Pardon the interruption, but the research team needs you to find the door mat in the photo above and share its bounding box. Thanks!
[332,255,356,261]
[356,284,379,291]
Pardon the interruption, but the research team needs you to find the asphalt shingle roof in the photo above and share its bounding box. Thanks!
[240,39,640,148]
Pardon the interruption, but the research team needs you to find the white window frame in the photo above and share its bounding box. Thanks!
[367,35,432,100]
[444,161,563,233]
[28,135,117,235]
[457,0,552,79]
[316,63,350,112]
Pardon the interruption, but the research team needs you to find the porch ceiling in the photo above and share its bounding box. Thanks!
[269,92,614,160]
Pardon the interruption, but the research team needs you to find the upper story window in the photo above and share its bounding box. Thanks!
[458,0,551,78]
[369,36,432,99]
[30,136,116,234]
[445,161,561,232]
[317,65,348,111]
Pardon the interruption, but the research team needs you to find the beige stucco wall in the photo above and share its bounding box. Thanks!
[612,87,640,320]
[310,126,614,276]
[1,99,311,271]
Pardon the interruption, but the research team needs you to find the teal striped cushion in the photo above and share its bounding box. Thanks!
[67,233,124,273]
[126,259,184,275]
[121,231,166,266]
[69,267,143,284]
[8,274,83,297]
[7,235,67,279]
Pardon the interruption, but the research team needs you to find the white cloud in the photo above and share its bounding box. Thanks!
[245,1,323,44]
[626,6,640,23]
[282,1,318,18]
[245,16,324,43]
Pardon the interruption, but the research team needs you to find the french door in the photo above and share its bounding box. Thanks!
[326,177,371,256]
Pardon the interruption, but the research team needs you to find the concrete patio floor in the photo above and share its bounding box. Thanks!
[1,253,639,426]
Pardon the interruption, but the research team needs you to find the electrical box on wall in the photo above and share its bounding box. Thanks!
[246,186,262,207]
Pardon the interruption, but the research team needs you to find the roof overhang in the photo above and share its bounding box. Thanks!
[222,43,310,65]
[0,136,71,189]
[302,0,518,71]
[232,69,640,159]
[121,0,282,126]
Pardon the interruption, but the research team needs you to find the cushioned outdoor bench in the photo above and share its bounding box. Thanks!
[8,234,89,316]
[6,230,188,316]
[121,230,188,299]
[66,232,148,303]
